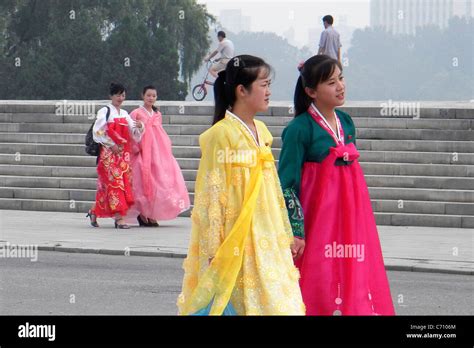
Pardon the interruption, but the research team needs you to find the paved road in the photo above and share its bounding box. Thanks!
[0,251,472,315]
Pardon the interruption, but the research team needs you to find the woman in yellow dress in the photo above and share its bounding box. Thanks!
[177,55,305,315]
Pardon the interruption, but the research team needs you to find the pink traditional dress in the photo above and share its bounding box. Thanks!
[92,105,144,217]
[126,106,190,222]
[278,103,395,315]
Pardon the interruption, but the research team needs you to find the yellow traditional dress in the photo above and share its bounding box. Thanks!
[177,111,305,315]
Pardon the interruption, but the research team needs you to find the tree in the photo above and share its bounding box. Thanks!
[0,0,212,100]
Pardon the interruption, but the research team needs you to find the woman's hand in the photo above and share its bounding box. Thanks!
[291,238,305,260]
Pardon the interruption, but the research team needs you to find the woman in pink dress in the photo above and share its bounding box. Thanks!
[278,55,395,315]
[126,85,190,226]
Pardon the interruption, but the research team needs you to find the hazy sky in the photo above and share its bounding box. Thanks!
[197,0,371,47]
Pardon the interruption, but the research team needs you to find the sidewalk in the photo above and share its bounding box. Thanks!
[0,210,472,275]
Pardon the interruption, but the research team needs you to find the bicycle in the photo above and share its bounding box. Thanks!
[191,60,216,101]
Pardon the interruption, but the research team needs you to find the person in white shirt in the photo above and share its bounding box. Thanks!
[318,15,342,63]
[86,83,144,229]
[204,31,235,78]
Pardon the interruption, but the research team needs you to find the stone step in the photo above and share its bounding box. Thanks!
[166,137,474,155]
[181,150,474,166]
[0,102,472,119]
[102,124,474,140]
[0,132,86,144]
[0,175,97,190]
[356,139,474,153]
[1,157,473,179]
[1,115,472,130]
[1,185,473,217]
[0,197,92,213]
[0,137,474,156]
[183,174,474,192]
[0,142,86,156]
[0,186,95,201]
[0,154,96,167]
[374,212,473,228]
[361,162,474,177]
[165,115,474,130]
[1,137,472,156]
[0,196,471,227]
[211,160,454,179]
[177,157,474,178]
[0,150,473,168]
[0,123,91,133]
[364,175,474,190]
[0,126,472,144]
[373,199,474,216]
[183,178,473,202]
[368,187,474,203]
[184,175,474,191]
[358,128,473,141]
[0,165,96,178]
[2,169,472,194]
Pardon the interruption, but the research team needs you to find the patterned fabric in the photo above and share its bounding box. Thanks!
[177,111,305,315]
[93,118,134,217]
[282,188,305,239]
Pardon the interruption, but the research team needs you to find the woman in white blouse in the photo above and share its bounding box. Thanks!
[86,83,144,229]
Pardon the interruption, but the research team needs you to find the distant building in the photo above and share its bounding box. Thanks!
[370,0,473,35]
[219,9,252,33]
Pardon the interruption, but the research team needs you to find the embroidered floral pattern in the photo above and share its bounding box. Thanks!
[282,187,305,239]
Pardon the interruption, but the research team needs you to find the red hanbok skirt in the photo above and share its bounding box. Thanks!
[295,142,395,315]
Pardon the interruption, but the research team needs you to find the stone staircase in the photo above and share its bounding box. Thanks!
[0,101,472,228]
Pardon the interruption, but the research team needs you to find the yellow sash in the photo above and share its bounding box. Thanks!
[182,148,274,315]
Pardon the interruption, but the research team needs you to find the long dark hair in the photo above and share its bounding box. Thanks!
[294,55,342,116]
[142,85,158,112]
[213,54,272,125]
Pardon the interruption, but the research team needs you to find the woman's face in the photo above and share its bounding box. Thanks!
[314,65,345,107]
[111,92,126,107]
[242,69,272,113]
[143,89,157,106]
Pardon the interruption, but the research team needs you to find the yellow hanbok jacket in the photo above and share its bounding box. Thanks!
[177,111,305,315]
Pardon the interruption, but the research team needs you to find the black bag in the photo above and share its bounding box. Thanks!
[85,106,110,156]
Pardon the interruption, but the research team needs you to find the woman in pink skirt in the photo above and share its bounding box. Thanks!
[126,85,190,226]
[278,55,395,315]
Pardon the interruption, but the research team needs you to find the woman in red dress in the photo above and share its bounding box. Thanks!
[86,83,144,229]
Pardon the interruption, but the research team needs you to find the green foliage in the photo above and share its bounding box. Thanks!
[0,0,211,100]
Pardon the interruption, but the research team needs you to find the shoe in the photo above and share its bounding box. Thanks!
[137,215,152,227]
[115,220,130,229]
[148,219,160,227]
[86,210,99,227]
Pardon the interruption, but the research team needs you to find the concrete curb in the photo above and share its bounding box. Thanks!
[38,246,186,259]
[37,246,472,276]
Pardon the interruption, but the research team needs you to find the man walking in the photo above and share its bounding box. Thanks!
[318,15,342,63]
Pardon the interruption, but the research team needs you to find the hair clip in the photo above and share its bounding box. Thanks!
[297,61,305,71]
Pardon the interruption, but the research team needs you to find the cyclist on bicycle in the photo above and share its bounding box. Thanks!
[203,31,235,78]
